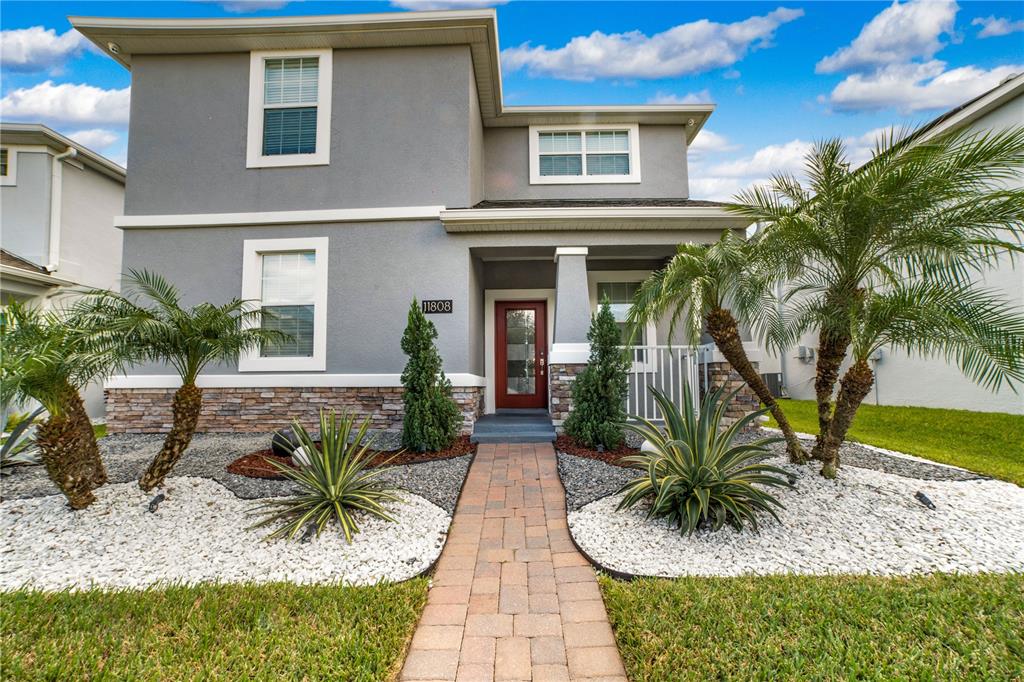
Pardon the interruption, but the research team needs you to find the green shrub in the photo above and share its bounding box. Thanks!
[400,299,461,451]
[563,298,630,448]
[249,410,401,543]
[618,383,791,534]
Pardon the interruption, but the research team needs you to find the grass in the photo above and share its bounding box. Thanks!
[767,399,1024,485]
[93,423,107,439]
[600,573,1024,681]
[1,579,428,680]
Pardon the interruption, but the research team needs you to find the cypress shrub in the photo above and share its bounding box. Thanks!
[563,297,630,448]
[400,299,461,451]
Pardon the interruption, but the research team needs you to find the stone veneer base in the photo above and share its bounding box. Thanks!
[105,386,484,435]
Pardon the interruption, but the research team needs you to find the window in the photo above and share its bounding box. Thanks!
[240,237,328,371]
[529,124,640,184]
[589,272,658,371]
[0,148,15,186]
[247,49,332,168]
[596,281,646,346]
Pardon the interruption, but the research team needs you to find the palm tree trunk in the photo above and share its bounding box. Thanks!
[139,382,203,492]
[35,390,106,509]
[818,358,873,479]
[706,307,808,463]
[810,330,850,461]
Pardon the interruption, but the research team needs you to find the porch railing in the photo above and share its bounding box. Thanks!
[619,345,708,420]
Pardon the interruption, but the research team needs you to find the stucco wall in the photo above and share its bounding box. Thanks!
[1,151,51,266]
[482,125,689,202]
[125,46,477,215]
[56,162,124,291]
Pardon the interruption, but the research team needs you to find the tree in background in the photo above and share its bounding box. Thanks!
[564,298,630,449]
[733,127,1024,477]
[79,270,283,491]
[400,299,461,451]
[629,231,808,463]
[0,303,111,509]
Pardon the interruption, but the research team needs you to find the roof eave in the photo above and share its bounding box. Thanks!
[440,206,750,232]
[0,123,126,181]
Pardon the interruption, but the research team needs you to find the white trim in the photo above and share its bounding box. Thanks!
[246,48,332,168]
[0,145,20,186]
[443,206,737,222]
[528,123,641,185]
[553,246,588,261]
[548,342,590,364]
[105,373,487,389]
[239,236,328,372]
[484,289,556,415]
[115,205,445,229]
[587,270,658,372]
[917,74,1024,144]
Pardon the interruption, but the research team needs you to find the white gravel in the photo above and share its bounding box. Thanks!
[568,458,1024,577]
[0,477,450,591]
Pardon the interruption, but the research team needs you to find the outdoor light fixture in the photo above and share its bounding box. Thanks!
[107,42,121,54]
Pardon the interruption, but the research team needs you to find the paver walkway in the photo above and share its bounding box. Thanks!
[401,442,627,682]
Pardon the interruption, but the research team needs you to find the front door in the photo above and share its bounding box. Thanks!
[495,301,547,409]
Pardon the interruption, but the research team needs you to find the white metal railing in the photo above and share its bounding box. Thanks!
[619,345,704,421]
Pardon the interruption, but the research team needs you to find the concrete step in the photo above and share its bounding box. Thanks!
[471,431,556,444]
[472,421,555,434]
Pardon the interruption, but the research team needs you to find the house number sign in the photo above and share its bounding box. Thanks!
[421,299,453,314]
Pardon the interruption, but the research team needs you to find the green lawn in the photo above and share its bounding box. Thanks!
[601,573,1024,681]
[767,399,1024,485]
[93,423,107,439]
[1,579,428,680]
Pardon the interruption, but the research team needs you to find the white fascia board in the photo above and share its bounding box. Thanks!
[916,75,1024,144]
[441,206,739,222]
[106,373,488,389]
[115,205,446,229]
[0,264,75,288]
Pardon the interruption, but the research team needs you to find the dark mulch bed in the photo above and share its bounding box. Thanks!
[554,435,640,468]
[225,435,477,480]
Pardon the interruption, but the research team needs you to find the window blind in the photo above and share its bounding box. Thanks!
[262,57,319,156]
[260,251,316,358]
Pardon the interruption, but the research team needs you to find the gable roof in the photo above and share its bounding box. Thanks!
[69,10,714,143]
[915,72,1023,143]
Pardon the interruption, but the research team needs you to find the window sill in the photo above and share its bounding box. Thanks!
[528,174,641,185]
[246,153,330,169]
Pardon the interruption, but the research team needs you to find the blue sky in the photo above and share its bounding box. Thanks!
[2,0,1022,198]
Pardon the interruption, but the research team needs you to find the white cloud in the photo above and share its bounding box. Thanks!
[0,81,130,126]
[708,139,812,178]
[826,60,1024,112]
[816,0,957,74]
[65,128,120,151]
[390,0,508,9]
[972,15,1024,38]
[647,89,713,105]
[688,130,737,156]
[501,7,803,81]
[0,26,87,73]
[723,69,741,79]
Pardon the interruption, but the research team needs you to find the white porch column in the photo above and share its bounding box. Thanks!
[550,247,591,363]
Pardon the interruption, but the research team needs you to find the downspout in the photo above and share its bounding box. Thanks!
[776,278,789,396]
[46,146,77,272]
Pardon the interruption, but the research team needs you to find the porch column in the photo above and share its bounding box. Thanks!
[549,247,590,426]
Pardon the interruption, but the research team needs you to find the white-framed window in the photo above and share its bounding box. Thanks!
[239,237,328,371]
[0,147,16,186]
[588,271,657,371]
[529,123,641,185]
[246,48,332,169]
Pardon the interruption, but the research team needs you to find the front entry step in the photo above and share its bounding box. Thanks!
[471,411,556,444]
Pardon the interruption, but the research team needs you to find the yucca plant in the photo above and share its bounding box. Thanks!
[617,383,791,535]
[249,410,402,543]
[1,406,45,475]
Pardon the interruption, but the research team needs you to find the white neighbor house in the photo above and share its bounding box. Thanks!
[0,123,127,418]
[760,73,1024,415]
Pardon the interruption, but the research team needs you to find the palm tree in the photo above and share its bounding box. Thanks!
[628,230,809,463]
[0,303,113,508]
[732,126,1024,477]
[79,270,285,491]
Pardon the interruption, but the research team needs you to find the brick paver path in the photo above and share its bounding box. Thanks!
[401,443,627,682]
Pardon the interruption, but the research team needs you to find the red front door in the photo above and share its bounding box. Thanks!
[495,301,548,409]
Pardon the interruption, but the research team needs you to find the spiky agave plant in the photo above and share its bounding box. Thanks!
[617,383,792,535]
[249,410,402,543]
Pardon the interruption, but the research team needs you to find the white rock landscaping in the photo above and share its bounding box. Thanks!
[568,458,1024,577]
[0,476,450,591]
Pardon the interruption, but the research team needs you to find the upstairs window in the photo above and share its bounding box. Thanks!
[0,149,8,176]
[240,237,328,372]
[247,49,332,168]
[529,124,640,184]
[0,148,14,186]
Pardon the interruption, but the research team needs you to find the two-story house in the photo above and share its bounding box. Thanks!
[73,9,753,436]
[0,123,126,417]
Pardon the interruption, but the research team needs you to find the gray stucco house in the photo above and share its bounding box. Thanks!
[0,123,126,417]
[72,9,752,435]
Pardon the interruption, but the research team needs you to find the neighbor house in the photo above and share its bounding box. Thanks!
[0,123,126,417]
[758,73,1024,415]
[72,9,757,436]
